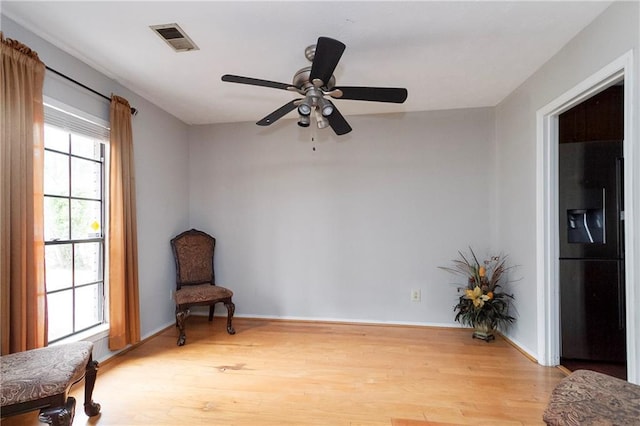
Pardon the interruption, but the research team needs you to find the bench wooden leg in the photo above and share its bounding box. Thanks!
[84,358,101,416]
[39,396,75,426]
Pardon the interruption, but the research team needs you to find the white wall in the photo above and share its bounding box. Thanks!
[188,108,496,326]
[495,1,639,375]
[2,16,191,360]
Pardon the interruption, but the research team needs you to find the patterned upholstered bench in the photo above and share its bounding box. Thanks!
[1,341,100,426]
[543,369,640,425]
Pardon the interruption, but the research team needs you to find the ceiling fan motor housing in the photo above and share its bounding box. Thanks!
[292,66,336,91]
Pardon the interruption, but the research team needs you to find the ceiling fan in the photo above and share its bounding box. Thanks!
[221,37,408,136]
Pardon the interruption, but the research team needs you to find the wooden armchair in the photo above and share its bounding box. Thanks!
[170,229,235,346]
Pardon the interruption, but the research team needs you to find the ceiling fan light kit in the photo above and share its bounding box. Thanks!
[221,37,408,136]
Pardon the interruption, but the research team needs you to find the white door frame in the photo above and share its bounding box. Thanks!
[536,50,637,384]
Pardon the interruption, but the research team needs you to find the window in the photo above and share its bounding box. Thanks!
[43,104,109,343]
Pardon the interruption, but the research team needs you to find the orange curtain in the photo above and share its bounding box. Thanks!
[108,95,140,350]
[0,32,47,354]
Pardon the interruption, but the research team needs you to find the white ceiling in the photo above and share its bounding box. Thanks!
[3,1,612,126]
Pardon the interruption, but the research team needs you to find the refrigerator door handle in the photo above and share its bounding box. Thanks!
[601,187,606,244]
[616,157,624,258]
[618,262,625,330]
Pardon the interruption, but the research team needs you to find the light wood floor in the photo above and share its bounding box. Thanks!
[3,317,567,425]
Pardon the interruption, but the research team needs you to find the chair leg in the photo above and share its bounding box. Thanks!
[208,304,215,321]
[225,300,236,335]
[176,309,189,346]
[83,357,101,416]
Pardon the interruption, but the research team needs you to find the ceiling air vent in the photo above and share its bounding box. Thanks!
[150,23,199,52]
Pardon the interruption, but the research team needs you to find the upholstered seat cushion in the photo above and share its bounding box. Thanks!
[0,341,93,407]
[175,283,233,305]
[543,369,640,425]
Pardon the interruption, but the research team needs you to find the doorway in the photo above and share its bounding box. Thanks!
[535,50,637,385]
[557,83,626,380]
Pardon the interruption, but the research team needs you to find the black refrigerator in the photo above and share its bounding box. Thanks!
[559,140,626,363]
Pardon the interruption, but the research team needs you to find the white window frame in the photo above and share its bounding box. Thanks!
[43,97,111,344]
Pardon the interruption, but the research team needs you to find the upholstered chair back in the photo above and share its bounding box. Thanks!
[171,229,216,289]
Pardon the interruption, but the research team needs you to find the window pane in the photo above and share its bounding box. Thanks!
[44,124,69,152]
[45,244,72,291]
[75,242,102,285]
[47,290,73,341]
[71,157,101,199]
[44,151,69,196]
[75,284,102,330]
[44,197,69,241]
[70,199,101,239]
[71,133,102,160]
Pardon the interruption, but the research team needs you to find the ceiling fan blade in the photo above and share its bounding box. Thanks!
[332,86,408,103]
[326,101,352,136]
[309,37,346,87]
[222,74,293,91]
[256,99,300,126]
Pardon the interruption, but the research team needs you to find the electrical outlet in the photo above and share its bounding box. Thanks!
[411,289,421,302]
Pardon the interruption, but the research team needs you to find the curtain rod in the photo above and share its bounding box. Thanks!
[45,66,138,116]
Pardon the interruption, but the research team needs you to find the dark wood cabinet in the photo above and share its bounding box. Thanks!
[559,85,623,144]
